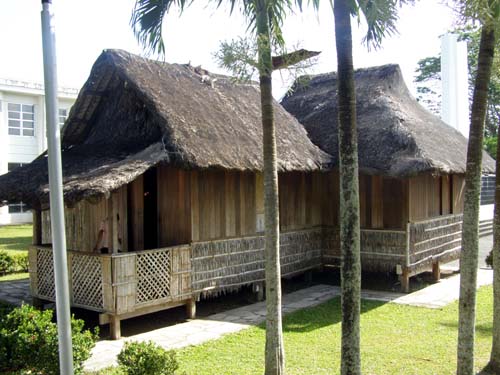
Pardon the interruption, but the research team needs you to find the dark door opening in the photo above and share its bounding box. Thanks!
[143,167,158,250]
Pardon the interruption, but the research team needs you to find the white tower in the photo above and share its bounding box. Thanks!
[441,33,470,138]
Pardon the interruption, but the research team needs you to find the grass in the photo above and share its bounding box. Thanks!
[0,224,32,256]
[0,272,29,282]
[174,286,493,375]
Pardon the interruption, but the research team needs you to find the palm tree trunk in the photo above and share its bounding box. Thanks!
[488,25,500,375]
[489,107,500,373]
[457,25,496,375]
[333,0,361,374]
[256,1,285,374]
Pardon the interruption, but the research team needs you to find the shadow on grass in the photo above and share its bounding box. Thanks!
[477,362,499,375]
[282,297,386,333]
[0,236,32,250]
[439,320,492,338]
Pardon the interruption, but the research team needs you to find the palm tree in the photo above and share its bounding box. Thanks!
[130,0,301,373]
[452,1,499,374]
[331,1,411,373]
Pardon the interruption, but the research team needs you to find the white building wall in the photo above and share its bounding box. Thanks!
[0,79,77,225]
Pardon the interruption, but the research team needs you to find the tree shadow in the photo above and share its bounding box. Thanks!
[282,297,386,333]
[0,236,32,251]
[476,363,499,375]
[439,321,492,338]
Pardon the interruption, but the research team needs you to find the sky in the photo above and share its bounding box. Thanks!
[0,0,459,99]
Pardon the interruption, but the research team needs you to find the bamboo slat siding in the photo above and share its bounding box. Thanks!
[191,228,323,295]
[408,214,463,274]
[323,227,407,272]
[323,213,463,273]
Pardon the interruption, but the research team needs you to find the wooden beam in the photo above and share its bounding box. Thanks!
[32,210,42,245]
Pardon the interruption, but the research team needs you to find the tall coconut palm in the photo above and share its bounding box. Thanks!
[452,1,499,374]
[331,1,411,373]
[131,1,299,373]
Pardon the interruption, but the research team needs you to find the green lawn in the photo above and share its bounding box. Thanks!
[173,286,493,375]
[0,225,32,282]
[0,224,32,256]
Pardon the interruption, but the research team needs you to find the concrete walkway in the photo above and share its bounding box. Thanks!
[84,268,493,372]
[0,279,30,306]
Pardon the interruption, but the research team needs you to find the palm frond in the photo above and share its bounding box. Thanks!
[131,0,190,57]
[358,0,414,50]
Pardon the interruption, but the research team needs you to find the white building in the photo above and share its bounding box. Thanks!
[0,78,78,225]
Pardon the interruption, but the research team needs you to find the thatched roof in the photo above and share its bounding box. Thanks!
[281,64,495,177]
[0,49,330,208]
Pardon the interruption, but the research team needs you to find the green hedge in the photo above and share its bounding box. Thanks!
[0,251,28,275]
[0,304,98,375]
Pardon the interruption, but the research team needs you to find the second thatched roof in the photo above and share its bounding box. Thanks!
[0,49,330,208]
[281,64,495,177]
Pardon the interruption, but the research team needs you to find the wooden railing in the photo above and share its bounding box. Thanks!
[28,245,192,314]
[407,214,463,274]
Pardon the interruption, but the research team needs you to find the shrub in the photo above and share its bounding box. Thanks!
[0,251,14,275]
[11,253,29,272]
[486,249,493,268]
[117,341,179,375]
[0,304,98,375]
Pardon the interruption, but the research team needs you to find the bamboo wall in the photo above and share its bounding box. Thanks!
[191,228,323,295]
[323,227,407,272]
[408,214,463,275]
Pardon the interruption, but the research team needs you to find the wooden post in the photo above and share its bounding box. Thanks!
[112,192,120,253]
[109,315,121,340]
[253,282,264,302]
[400,268,410,293]
[304,270,313,285]
[32,210,42,245]
[32,296,44,309]
[432,261,441,282]
[186,298,196,319]
[106,197,114,253]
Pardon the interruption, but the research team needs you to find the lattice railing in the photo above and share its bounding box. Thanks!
[136,249,172,304]
[71,253,103,309]
[36,248,56,300]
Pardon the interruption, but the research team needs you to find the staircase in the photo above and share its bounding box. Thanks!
[479,219,493,237]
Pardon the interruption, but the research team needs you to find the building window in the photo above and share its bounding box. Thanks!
[7,163,27,214]
[8,103,35,136]
[59,108,68,127]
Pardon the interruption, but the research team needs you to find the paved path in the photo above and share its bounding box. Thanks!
[0,279,30,306]
[84,268,493,372]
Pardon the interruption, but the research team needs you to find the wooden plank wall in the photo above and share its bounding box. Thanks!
[383,177,408,229]
[157,166,191,247]
[452,174,466,213]
[409,175,441,222]
[322,171,339,227]
[128,176,144,251]
[441,175,452,215]
[191,170,256,242]
[41,187,128,253]
[409,174,464,221]
[363,176,407,230]
[279,172,322,232]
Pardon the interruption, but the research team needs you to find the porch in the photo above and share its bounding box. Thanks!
[323,213,463,292]
[29,245,193,339]
[27,228,324,339]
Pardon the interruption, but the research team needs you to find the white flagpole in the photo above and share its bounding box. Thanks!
[40,1,74,373]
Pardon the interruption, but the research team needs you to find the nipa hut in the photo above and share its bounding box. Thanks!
[281,64,496,292]
[0,49,331,338]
